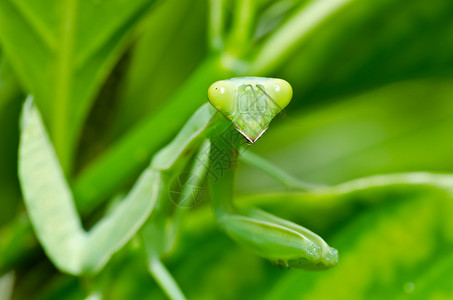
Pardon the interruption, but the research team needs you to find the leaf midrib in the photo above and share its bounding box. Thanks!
[55,0,77,172]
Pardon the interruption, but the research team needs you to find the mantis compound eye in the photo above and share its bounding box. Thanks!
[208,80,235,115]
[266,79,293,113]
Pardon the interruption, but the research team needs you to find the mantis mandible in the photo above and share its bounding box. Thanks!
[18,77,337,298]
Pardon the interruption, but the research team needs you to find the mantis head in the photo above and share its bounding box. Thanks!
[208,77,293,143]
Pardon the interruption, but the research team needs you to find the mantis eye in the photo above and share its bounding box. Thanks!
[266,79,293,113]
[208,80,235,115]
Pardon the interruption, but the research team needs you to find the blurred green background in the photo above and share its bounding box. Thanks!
[1,0,453,299]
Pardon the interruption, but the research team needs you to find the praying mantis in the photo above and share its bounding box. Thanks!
[18,77,337,299]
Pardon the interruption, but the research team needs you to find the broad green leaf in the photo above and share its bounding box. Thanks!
[111,0,208,137]
[0,0,157,171]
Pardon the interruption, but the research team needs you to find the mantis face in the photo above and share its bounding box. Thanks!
[208,77,292,143]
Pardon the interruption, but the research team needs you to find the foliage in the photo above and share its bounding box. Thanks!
[1,0,453,299]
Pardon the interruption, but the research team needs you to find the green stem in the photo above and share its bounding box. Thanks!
[208,0,226,51]
[239,150,325,191]
[248,0,352,74]
[148,258,187,300]
[54,0,77,173]
[228,0,255,55]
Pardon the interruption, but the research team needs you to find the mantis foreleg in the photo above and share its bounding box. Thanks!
[18,98,216,275]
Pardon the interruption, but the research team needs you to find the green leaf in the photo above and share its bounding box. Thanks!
[111,0,208,137]
[0,0,157,171]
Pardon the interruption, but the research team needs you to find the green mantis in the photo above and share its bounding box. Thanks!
[18,77,337,298]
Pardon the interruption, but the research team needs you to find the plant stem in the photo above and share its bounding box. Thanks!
[148,258,187,300]
[208,0,226,51]
[248,0,352,74]
[229,0,255,55]
[54,0,77,174]
[239,150,325,191]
